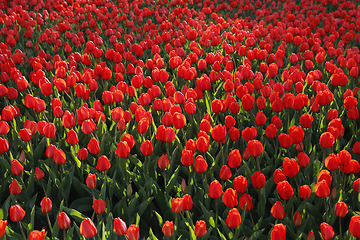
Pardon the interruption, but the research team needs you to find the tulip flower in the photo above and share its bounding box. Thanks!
[57,212,71,229]
[276,180,294,200]
[349,215,360,238]
[113,218,127,236]
[162,220,173,238]
[315,180,330,198]
[10,204,25,222]
[0,220,6,238]
[87,138,100,155]
[126,224,139,240]
[294,212,302,226]
[335,202,348,218]
[228,149,242,168]
[251,171,266,189]
[28,228,45,240]
[96,155,111,172]
[80,218,97,238]
[239,193,253,211]
[208,180,223,199]
[234,175,248,193]
[182,194,193,211]
[271,201,285,219]
[194,220,207,237]
[9,179,21,196]
[320,222,334,240]
[40,197,52,213]
[194,155,208,173]
[271,224,286,240]
[92,198,106,215]
[226,208,241,229]
[222,188,238,208]
[11,159,24,175]
[171,198,183,214]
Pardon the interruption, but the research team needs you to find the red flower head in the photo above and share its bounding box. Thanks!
[40,197,52,213]
[194,220,207,237]
[276,180,294,200]
[194,155,208,173]
[226,208,241,229]
[349,215,360,238]
[251,171,266,189]
[92,198,106,215]
[96,155,111,172]
[234,175,248,193]
[282,157,300,177]
[57,212,71,229]
[28,229,46,240]
[211,124,226,143]
[80,218,97,239]
[334,202,348,218]
[319,132,335,149]
[247,140,263,157]
[315,180,330,198]
[162,221,173,238]
[113,218,127,236]
[239,193,253,211]
[271,201,285,219]
[222,188,238,208]
[271,224,286,240]
[10,204,25,222]
[320,222,334,240]
[208,180,223,199]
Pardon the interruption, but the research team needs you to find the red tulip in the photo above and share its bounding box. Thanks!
[247,140,263,157]
[196,136,209,153]
[0,220,6,238]
[182,194,193,211]
[317,170,332,187]
[78,148,88,161]
[278,133,292,148]
[299,185,311,199]
[242,126,258,142]
[87,138,100,155]
[11,159,24,175]
[171,198,183,213]
[93,198,106,215]
[297,152,310,167]
[9,179,21,195]
[222,188,238,208]
[219,165,232,180]
[294,212,302,226]
[251,171,266,189]
[19,128,32,142]
[66,129,79,145]
[116,141,131,159]
[319,132,335,149]
[181,149,193,167]
[271,201,285,219]
[228,149,242,168]
[157,154,169,169]
[234,175,248,193]
[211,124,226,143]
[208,180,223,199]
[80,218,97,238]
[308,230,315,240]
[349,215,360,238]
[337,150,351,166]
[0,121,10,135]
[140,140,153,156]
[320,222,334,240]
[113,218,127,236]
[54,149,66,165]
[226,208,241,229]
[315,180,330,198]
[57,212,71,229]
[44,123,56,139]
[194,155,208,173]
[28,228,46,240]
[289,126,304,144]
[126,224,139,240]
[40,197,52,213]
[265,124,277,139]
[271,224,286,240]
[239,193,253,211]
[300,113,313,128]
[162,220,173,238]
[96,155,111,172]
[276,180,294,200]
[282,157,299,177]
[194,220,207,237]
[325,153,339,171]
[35,167,45,180]
[10,204,25,222]
[241,94,255,111]
[335,202,348,217]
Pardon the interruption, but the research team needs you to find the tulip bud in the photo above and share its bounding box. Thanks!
[294,212,302,226]
[331,187,336,199]
[35,167,45,180]
[307,230,315,240]
[40,197,52,213]
[126,224,139,240]
[28,228,46,240]
[0,220,7,238]
[11,159,24,176]
[19,150,25,162]
[80,218,97,238]
[10,204,25,222]
[113,218,127,236]
[127,183,133,196]
[57,212,71,229]
[86,173,97,189]
[181,178,187,192]
[9,180,21,195]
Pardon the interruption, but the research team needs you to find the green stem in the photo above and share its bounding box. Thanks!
[18,222,26,240]
[46,213,53,236]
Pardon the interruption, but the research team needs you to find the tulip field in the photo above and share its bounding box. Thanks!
[3,0,360,239]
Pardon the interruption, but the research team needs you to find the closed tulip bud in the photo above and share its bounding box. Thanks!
[282,157,300,177]
[181,149,193,167]
[40,197,52,213]
[271,224,286,240]
[349,215,360,238]
[299,185,311,199]
[35,167,45,180]
[78,148,88,161]
[46,144,57,159]
[226,208,241,229]
[247,140,263,157]
[116,141,130,158]
[19,150,26,162]
[126,224,139,240]
[93,199,106,215]
[10,204,25,222]
[162,221,173,237]
[66,129,79,145]
[80,218,97,238]
[228,149,242,168]
[54,149,66,165]
[9,179,21,195]
[194,155,208,173]
[57,212,71,229]
[11,159,24,175]
[127,183,133,196]
[181,178,187,192]
[271,201,285,219]
[335,202,348,217]
[294,212,302,226]
[140,140,153,156]
[307,230,315,240]
[87,138,100,155]
[28,228,46,240]
[86,173,96,189]
[208,180,223,199]
[194,220,207,237]
[0,220,7,238]
[276,180,294,200]
[234,175,248,193]
[320,222,334,240]
[331,187,336,199]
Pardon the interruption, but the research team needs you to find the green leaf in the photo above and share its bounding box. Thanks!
[216,228,227,240]
[148,228,158,240]
[199,201,215,228]
[154,211,163,226]
[63,207,87,223]
[185,221,196,240]
[137,197,153,216]
[165,166,180,195]
[33,136,47,161]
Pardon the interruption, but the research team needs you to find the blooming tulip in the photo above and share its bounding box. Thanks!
[162,221,173,237]
[194,220,207,237]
